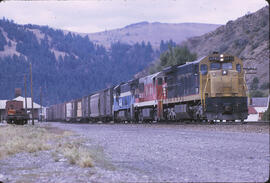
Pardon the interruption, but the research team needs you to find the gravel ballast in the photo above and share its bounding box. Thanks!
[0,122,269,182]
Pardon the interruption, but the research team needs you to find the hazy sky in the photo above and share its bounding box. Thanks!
[0,0,268,33]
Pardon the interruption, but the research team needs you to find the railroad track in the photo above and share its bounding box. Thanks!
[58,121,269,126]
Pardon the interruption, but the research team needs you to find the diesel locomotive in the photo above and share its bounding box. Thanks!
[46,52,248,123]
[6,100,29,125]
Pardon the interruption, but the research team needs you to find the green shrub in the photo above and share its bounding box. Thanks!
[250,90,265,97]
[260,82,269,90]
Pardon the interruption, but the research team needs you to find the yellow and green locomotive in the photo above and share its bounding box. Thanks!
[163,52,248,121]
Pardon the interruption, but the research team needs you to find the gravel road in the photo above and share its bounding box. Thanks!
[0,122,268,183]
[49,122,269,182]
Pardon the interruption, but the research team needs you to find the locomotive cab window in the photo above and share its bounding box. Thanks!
[200,64,208,75]
[210,63,221,70]
[222,62,233,70]
[158,78,163,85]
[194,65,199,75]
[139,83,144,92]
[236,64,241,73]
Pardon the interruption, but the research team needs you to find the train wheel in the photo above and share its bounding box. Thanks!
[138,112,143,123]
[208,120,214,124]
[153,110,158,123]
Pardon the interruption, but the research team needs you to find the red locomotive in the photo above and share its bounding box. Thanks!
[6,100,29,125]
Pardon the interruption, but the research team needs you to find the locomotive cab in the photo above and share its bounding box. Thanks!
[200,53,248,121]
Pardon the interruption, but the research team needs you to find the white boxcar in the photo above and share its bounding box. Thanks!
[90,93,100,118]
[66,102,72,121]
[77,100,82,118]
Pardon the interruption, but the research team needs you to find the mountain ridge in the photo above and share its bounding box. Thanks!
[181,6,269,88]
[80,22,221,49]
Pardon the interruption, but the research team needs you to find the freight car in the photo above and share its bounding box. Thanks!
[81,95,90,122]
[46,52,248,123]
[6,100,29,125]
[88,88,114,122]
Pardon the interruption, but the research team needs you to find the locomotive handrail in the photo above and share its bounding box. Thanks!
[202,74,210,110]
[200,73,203,109]
[242,73,248,95]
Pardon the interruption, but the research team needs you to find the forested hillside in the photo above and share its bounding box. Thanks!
[0,18,175,105]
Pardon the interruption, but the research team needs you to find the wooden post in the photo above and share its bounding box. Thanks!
[30,63,34,125]
[40,87,42,122]
[24,75,28,124]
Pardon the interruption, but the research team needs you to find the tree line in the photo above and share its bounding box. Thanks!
[0,18,180,106]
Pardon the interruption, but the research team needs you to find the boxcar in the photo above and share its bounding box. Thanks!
[65,102,72,122]
[76,99,82,122]
[46,107,54,121]
[82,95,90,122]
[90,93,100,121]
[60,103,66,121]
[102,88,113,121]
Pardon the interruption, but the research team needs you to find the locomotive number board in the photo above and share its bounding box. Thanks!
[209,56,234,62]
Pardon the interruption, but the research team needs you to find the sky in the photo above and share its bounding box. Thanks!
[0,0,268,33]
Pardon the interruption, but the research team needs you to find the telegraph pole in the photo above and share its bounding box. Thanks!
[40,87,42,122]
[24,75,28,124]
[30,63,34,125]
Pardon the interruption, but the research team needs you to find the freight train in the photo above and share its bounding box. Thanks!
[46,52,248,123]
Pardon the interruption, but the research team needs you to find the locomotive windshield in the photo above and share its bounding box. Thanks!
[210,63,221,70]
[222,63,232,70]
[210,62,233,70]
[236,64,241,72]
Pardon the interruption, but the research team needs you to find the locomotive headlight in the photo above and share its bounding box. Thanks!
[220,54,224,61]
[212,73,216,77]
[222,70,228,75]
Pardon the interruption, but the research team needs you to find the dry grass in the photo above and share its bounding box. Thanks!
[0,125,94,168]
[0,125,52,159]
[54,138,94,168]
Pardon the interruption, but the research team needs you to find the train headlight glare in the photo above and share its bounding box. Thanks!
[220,58,224,61]
[220,54,224,57]
[222,70,227,75]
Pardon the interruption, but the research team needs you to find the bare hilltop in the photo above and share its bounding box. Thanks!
[82,22,220,49]
[182,6,269,87]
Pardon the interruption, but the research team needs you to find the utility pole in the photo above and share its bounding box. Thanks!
[30,63,34,125]
[24,75,28,124]
[40,87,42,122]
